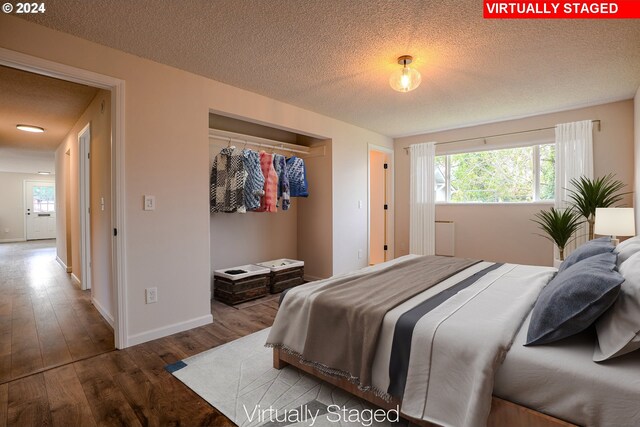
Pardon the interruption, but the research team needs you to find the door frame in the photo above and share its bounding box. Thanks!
[23,179,56,240]
[367,144,395,265]
[78,123,92,290]
[0,47,128,349]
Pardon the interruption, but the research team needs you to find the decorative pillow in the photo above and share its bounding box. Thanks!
[526,252,623,346]
[614,235,640,267]
[558,236,613,273]
[594,250,640,361]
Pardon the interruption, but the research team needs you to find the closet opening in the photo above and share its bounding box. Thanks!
[368,145,394,266]
[208,112,332,306]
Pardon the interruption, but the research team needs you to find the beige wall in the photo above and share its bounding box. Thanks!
[55,90,113,323]
[0,172,54,242]
[395,100,635,266]
[298,140,333,279]
[635,87,640,231]
[0,15,392,344]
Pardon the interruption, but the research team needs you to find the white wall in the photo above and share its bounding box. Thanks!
[635,86,640,231]
[0,172,54,242]
[0,15,392,345]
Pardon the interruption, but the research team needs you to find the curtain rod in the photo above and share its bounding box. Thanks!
[209,134,310,155]
[403,119,601,153]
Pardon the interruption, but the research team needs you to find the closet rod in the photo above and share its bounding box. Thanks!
[209,134,310,155]
[403,119,601,153]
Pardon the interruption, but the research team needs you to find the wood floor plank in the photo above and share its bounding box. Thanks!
[49,298,102,360]
[10,294,43,378]
[124,339,188,386]
[0,383,7,427]
[7,374,52,427]
[43,364,97,427]
[74,356,142,427]
[1,240,114,383]
[0,295,12,384]
[31,295,73,369]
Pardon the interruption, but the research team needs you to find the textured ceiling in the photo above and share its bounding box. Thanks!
[19,1,640,137]
[0,65,98,152]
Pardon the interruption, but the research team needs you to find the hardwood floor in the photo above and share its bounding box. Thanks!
[1,240,280,426]
[0,240,114,384]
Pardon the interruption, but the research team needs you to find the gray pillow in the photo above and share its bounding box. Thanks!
[558,236,613,273]
[614,235,640,267]
[526,252,623,346]
[594,250,640,361]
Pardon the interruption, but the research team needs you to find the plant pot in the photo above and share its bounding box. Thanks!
[553,259,563,269]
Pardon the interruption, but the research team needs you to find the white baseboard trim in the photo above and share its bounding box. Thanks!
[70,273,81,286]
[55,256,73,273]
[304,274,325,282]
[126,314,213,347]
[92,297,114,327]
[0,238,26,243]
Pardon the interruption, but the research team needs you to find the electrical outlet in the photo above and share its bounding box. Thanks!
[145,287,158,304]
[358,249,363,259]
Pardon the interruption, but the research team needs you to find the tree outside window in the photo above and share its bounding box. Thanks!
[33,185,55,212]
[435,144,555,203]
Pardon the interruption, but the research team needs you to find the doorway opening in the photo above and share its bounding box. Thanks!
[368,145,394,265]
[0,47,127,349]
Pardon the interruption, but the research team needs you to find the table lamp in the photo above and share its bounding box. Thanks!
[594,208,636,246]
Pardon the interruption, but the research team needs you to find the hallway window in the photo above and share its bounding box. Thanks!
[32,185,55,212]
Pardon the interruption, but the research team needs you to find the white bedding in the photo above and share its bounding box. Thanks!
[494,313,640,427]
[268,257,556,427]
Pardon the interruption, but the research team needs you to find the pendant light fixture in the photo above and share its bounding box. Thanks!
[389,55,421,93]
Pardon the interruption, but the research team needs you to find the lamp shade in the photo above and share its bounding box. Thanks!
[594,208,636,237]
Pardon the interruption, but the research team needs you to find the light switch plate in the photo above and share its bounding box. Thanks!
[144,195,156,211]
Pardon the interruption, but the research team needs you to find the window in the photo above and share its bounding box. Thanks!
[435,143,555,203]
[32,185,55,212]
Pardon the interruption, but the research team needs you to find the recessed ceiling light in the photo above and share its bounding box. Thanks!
[17,124,45,133]
[37,171,51,175]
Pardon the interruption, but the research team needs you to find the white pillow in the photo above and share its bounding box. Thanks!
[615,235,640,267]
[594,250,640,361]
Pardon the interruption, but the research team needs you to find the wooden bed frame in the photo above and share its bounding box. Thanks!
[273,348,577,427]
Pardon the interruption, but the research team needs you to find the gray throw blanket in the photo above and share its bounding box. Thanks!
[294,256,478,391]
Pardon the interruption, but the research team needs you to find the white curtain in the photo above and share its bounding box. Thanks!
[410,142,436,255]
[555,120,594,256]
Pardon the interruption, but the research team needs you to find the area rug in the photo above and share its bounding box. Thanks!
[169,328,404,427]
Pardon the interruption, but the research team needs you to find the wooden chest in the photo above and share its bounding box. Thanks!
[268,266,305,294]
[213,264,271,305]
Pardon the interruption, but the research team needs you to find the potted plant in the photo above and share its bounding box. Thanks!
[532,207,583,265]
[567,174,628,240]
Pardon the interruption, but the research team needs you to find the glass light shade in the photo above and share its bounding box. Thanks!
[389,66,421,92]
[594,208,636,237]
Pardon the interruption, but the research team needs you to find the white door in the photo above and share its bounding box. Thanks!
[25,181,56,240]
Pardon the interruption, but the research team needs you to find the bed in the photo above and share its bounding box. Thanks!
[266,249,640,427]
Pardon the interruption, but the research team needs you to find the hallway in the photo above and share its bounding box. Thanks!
[0,239,277,426]
[0,240,114,384]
